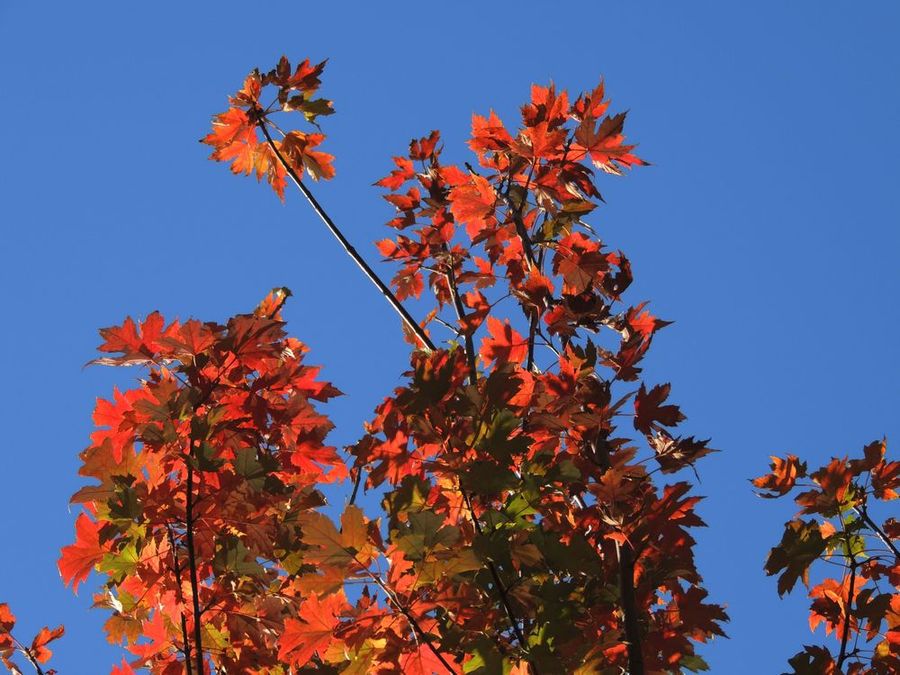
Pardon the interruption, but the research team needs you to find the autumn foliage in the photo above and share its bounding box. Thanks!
[1,603,63,674]
[0,55,889,675]
[753,441,900,673]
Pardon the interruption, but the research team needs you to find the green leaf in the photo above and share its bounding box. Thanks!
[234,448,268,490]
[463,637,506,674]
[195,441,224,471]
[764,519,827,596]
[680,654,710,672]
[213,536,264,577]
[98,542,139,580]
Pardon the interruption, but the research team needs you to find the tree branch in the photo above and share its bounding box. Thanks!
[166,524,194,674]
[461,489,539,674]
[441,247,539,671]
[837,558,857,669]
[366,574,457,674]
[616,541,645,675]
[857,505,900,561]
[441,245,478,384]
[9,635,45,675]
[185,459,205,675]
[261,116,535,671]
[257,119,434,352]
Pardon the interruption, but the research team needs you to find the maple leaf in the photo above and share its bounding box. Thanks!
[571,80,610,122]
[202,107,259,173]
[92,312,179,366]
[0,604,14,653]
[58,513,106,592]
[279,131,335,181]
[29,625,64,663]
[278,593,343,666]
[572,112,647,174]
[470,110,513,156]
[623,302,671,341]
[480,317,528,366]
[449,175,497,239]
[765,519,827,596]
[298,505,375,568]
[785,646,837,675]
[376,156,416,190]
[634,383,685,434]
[110,659,137,675]
[752,455,807,498]
[398,642,457,675]
[252,286,293,321]
[552,232,608,295]
[409,130,441,160]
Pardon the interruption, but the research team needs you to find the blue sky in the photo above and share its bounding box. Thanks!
[1,2,898,672]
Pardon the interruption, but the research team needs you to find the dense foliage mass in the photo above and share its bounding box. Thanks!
[1,56,895,675]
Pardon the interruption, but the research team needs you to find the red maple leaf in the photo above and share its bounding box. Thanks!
[30,625,64,663]
[449,175,497,239]
[278,593,344,666]
[480,317,528,366]
[58,513,105,592]
[634,383,685,434]
[572,112,647,174]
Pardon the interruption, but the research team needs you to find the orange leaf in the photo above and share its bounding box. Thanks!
[30,625,64,663]
[58,513,105,592]
[449,175,497,239]
[480,317,528,366]
[752,455,807,498]
[278,593,343,666]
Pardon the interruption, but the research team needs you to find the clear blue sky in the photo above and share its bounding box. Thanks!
[1,2,897,672]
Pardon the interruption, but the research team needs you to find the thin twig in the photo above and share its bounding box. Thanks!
[10,634,45,675]
[442,244,477,383]
[857,506,900,560]
[257,119,434,351]
[366,574,457,674]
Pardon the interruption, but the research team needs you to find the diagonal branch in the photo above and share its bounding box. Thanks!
[257,120,434,352]
[9,634,46,675]
[856,506,900,561]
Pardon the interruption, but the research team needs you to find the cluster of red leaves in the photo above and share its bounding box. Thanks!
[63,290,512,674]
[0,602,63,674]
[753,440,900,673]
[202,56,335,199]
[350,79,725,671]
[60,290,372,673]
